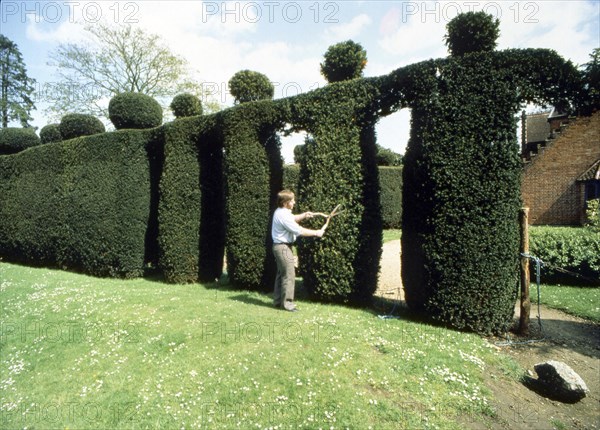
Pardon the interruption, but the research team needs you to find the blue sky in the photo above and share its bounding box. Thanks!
[1,1,599,162]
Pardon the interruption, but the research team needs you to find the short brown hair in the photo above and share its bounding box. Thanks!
[277,190,295,208]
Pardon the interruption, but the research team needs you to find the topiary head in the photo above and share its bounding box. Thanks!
[228,70,274,104]
[170,93,203,118]
[39,123,63,144]
[320,40,367,83]
[109,92,163,129]
[444,12,500,57]
[0,127,41,155]
[59,114,106,140]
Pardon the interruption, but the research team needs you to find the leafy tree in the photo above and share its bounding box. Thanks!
[0,35,36,128]
[47,23,213,122]
[444,11,500,56]
[320,40,367,83]
[228,70,274,104]
[579,48,600,114]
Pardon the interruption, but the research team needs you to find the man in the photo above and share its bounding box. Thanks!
[272,190,325,311]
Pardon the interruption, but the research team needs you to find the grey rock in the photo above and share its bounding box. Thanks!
[533,360,589,402]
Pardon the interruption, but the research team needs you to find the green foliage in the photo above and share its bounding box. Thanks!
[0,127,41,154]
[283,163,300,191]
[59,113,105,140]
[170,93,203,118]
[109,92,163,130]
[379,166,402,229]
[39,123,63,144]
[585,198,600,231]
[0,129,158,277]
[158,115,224,283]
[320,40,367,83]
[445,12,499,57]
[529,226,600,285]
[228,70,274,104]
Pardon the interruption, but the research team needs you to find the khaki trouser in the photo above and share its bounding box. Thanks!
[273,243,296,310]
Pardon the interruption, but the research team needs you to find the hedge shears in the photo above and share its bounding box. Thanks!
[313,204,346,231]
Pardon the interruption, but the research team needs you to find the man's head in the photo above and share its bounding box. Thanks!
[277,190,295,209]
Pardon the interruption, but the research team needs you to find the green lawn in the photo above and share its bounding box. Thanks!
[382,229,401,243]
[531,283,600,322]
[0,261,520,429]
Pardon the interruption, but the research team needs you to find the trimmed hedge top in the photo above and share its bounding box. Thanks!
[109,92,163,130]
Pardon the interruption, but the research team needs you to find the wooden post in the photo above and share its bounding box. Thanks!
[519,207,530,335]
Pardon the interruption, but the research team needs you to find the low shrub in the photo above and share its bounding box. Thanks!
[529,226,600,285]
[0,127,41,154]
[59,113,105,140]
[109,92,163,130]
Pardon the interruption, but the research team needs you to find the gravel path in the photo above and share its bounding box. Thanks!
[376,239,404,301]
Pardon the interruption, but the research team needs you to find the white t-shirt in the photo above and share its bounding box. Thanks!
[271,207,302,244]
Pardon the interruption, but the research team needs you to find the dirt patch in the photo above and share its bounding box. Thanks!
[376,240,600,430]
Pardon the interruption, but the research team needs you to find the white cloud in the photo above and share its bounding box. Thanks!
[498,1,599,65]
[323,14,373,43]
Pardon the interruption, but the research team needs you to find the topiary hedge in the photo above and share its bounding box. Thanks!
[0,127,41,154]
[221,101,284,290]
[400,48,581,333]
[39,124,63,144]
[59,113,105,140]
[291,79,383,305]
[158,115,224,283]
[0,129,159,277]
[170,93,203,118]
[109,92,163,130]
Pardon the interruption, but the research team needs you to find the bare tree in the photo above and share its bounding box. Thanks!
[47,23,218,122]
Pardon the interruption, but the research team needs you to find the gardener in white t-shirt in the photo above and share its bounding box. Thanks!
[271,190,325,311]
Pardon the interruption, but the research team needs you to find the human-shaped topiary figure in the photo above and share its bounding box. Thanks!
[228,70,274,104]
[109,92,163,130]
[39,124,63,144]
[398,12,582,333]
[170,93,203,119]
[320,40,367,83]
[59,113,105,140]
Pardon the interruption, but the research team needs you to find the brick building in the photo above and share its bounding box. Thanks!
[521,110,600,225]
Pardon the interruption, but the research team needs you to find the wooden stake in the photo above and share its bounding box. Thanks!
[519,207,530,335]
